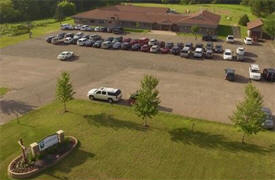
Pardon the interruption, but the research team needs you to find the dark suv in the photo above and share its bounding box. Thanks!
[202,35,217,41]
[262,68,275,82]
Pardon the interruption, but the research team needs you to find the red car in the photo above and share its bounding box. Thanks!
[123,37,131,42]
[141,44,150,52]
[130,39,139,45]
[138,37,149,45]
[160,47,170,54]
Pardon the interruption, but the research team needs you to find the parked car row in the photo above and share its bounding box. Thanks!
[226,35,254,45]
[61,24,124,34]
[47,32,251,61]
[248,64,275,81]
[225,64,275,82]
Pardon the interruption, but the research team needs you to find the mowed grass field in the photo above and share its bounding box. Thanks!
[0,100,274,180]
[0,18,73,48]
[130,3,258,38]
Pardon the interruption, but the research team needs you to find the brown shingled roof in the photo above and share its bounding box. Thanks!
[247,19,263,30]
[178,10,220,26]
[72,5,220,27]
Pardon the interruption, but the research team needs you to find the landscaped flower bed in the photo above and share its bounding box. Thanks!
[8,136,78,179]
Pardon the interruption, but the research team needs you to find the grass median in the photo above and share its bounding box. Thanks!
[0,18,73,48]
[0,87,8,96]
[0,99,274,180]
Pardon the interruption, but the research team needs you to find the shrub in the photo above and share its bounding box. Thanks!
[238,14,250,26]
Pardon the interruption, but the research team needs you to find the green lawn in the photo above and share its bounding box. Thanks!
[125,27,150,33]
[0,87,8,96]
[0,18,73,48]
[130,3,259,38]
[0,100,274,180]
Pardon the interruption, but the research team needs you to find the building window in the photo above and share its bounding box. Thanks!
[98,20,104,24]
[90,20,94,23]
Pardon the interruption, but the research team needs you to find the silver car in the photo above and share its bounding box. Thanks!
[101,41,112,49]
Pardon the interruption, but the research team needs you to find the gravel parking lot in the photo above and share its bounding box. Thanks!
[0,31,274,124]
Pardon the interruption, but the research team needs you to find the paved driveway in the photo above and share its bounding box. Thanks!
[0,32,274,125]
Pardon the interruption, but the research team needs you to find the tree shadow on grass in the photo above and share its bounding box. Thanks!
[44,141,95,179]
[84,113,146,132]
[169,128,270,154]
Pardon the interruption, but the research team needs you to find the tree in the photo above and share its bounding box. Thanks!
[0,0,20,23]
[238,14,250,26]
[56,72,75,113]
[134,75,160,127]
[230,83,266,144]
[11,0,40,21]
[55,0,76,23]
[264,13,275,40]
[250,0,275,17]
[191,25,199,40]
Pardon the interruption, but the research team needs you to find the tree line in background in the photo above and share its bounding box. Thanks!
[241,0,275,17]
[1,0,275,23]
[0,0,123,23]
[128,0,242,4]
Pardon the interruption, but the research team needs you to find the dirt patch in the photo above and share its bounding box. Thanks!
[149,30,177,36]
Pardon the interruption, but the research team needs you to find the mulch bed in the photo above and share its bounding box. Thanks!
[9,139,75,174]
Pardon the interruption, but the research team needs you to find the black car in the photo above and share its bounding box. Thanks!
[100,27,107,32]
[184,42,193,50]
[93,40,103,48]
[177,42,184,49]
[262,68,275,82]
[131,43,141,51]
[225,68,235,81]
[202,35,217,41]
[121,42,131,50]
[195,43,204,49]
[106,37,114,42]
[113,36,123,42]
[89,34,101,41]
[64,33,74,38]
[214,45,223,53]
[206,42,213,50]
[112,27,124,34]
[46,35,55,43]
[165,42,174,49]
[170,46,181,55]
[82,34,90,39]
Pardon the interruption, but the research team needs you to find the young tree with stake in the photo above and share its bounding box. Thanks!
[191,25,199,40]
[230,83,266,144]
[134,75,160,127]
[56,72,75,113]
